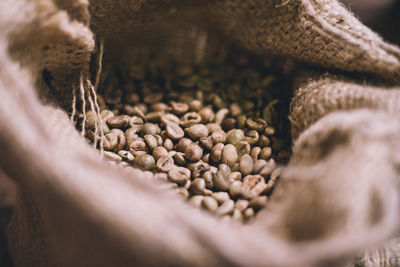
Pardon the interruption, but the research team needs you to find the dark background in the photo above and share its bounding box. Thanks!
[0,1,399,265]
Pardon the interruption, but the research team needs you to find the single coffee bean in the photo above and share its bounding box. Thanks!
[190,178,206,195]
[258,135,270,147]
[229,103,242,117]
[251,147,261,161]
[216,199,235,216]
[246,118,267,132]
[171,101,189,115]
[188,124,209,140]
[173,152,187,165]
[189,99,202,111]
[154,134,163,146]
[84,110,97,130]
[176,138,192,153]
[212,171,229,191]
[150,102,170,112]
[118,150,134,162]
[199,136,213,151]
[156,156,174,172]
[103,151,122,163]
[241,100,255,111]
[180,112,202,127]
[163,138,174,151]
[211,192,230,204]
[222,144,238,167]
[264,126,275,136]
[152,146,169,160]
[228,172,241,182]
[107,115,130,128]
[232,208,243,222]
[249,196,267,210]
[184,143,203,161]
[189,195,205,208]
[206,123,222,133]
[243,208,255,219]
[146,111,164,122]
[129,139,147,152]
[221,117,236,131]
[134,154,156,170]
[129,116,144,127]
[203,171,214,189]
[202,196,218,212]
[144,135,158,150]
[260,147,272,160]
[212,95,226,109]
[211,143,224,162]
[168,166,191,186]
[166,123,184,140]
[188,161,210,178]
[211,130,227,144]
[242,175,267,198]
[229,181,243,198]
[244,130,259,145]
[237,114,247,129]
[100,110,114,121]
[253,159,267,173]
[227,129,245,145]
[259,158,276,177]
[141,123,161,136]
[103,132,118,151]
[239,154,253,176]
[161,113,180,126]
[198,106,214,123]
[215,108,229,124]
[235,199,249,212]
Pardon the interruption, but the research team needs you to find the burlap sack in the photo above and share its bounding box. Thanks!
[1,0,400,266]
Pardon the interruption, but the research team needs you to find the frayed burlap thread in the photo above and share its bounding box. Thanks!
[1,0,400,266]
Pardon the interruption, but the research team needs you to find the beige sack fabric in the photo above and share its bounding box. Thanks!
[1,0,400,266]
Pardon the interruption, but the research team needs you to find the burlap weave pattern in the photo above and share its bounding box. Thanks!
[0,0,400,266]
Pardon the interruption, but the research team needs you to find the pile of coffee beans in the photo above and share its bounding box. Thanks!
[80,59,291,222]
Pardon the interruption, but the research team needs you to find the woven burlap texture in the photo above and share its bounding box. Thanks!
[1,0,400,266]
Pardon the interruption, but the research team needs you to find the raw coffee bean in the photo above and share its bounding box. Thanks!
[203,171,214,189]
[211,143,224,162]
[218,164,231,177]
[166,123,184,140]
[244,130,259,145]
[176,138,193,152]
[253,159,267,173]
[237,115,247,129]
[206,123,222,133]
[161,113,180,126]
[229,181,243,198]
[146,111,164,122]
[177,187,189,199]
[236,141,250,156]
[134,154,156,170]
[123,105,135,116]
[150,102,170,112]
[198,107,214,123]
[163,138,174,151]
[100,109,114,122]
[249,196,267,210]
[212,171,229,191]
[84,110,97,130]
[131,150,148,156]
[216,199,235,216]
[258,135,270,147]
[184,143,203,162]
[103,151,122,163]
[180,112,202,127]
[189,99,202,111]
[118,150,134,162]
[190,178,206,195]
[188,124,209,140]
[246,118,267,132]
[152,146,169,160]
[228,172,241,182]
[168,166,191,186]
[199,137,213,151]
[229,103,242,117]
[251,147,261,161]
[107,115,130,128]
[110,129,126,151]
[260,147,272,160]
[125,128,140,147]
[202,196,218,212]
[155,135,163,146]
[243,208,255,219]
[215,108,229,124]
[173,152,187,165]
[242,175,267,198]
[131,106,146,119]
[156,156,174,172]
[212,95,226,109]
[211,192,230,204]
[211,130,227,144]
[129,139,147,152]
[171,101,189,115]
[141,123,161,135]
[264,126,275,136]
[188,161,210,178]
[144,135,158,150]
[259,158,276,177]
[235,199,249,212]
[222,144,238,167]
[154,172,168,182]
[103,132,118,151]
[189,195,204,208]
[129,116,144,128]
[239,155,253,176]
[226,129,245,145]
[221,117,236,131]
